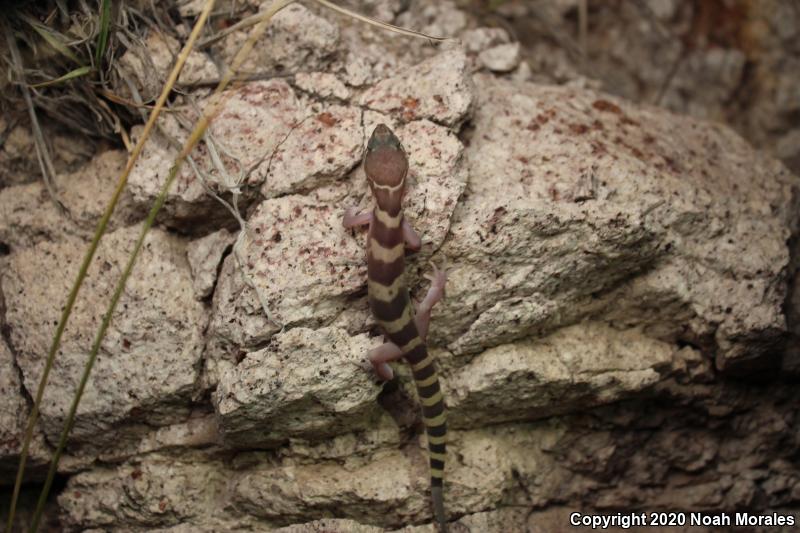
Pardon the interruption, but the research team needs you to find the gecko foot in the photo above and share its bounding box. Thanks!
[421,260,448,303]
[368,341,404,380]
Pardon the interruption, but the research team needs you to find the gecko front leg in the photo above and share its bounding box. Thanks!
[343,207,372,228]
[402,218,422,251]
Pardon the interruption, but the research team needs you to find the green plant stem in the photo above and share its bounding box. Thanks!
[95,0,112,65]
[29,167,176,532]
[25,0,295,530]
[3,2,218,531]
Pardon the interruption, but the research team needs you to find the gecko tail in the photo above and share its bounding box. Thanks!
[431,485,447,533]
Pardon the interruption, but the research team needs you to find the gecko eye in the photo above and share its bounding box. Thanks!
[365,124,407,188]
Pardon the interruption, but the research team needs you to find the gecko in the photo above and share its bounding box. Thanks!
[343,124,448,532]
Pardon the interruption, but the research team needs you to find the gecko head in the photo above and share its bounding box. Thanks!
[364,124,408,213]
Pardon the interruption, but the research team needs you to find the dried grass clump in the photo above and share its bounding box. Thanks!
[1,2,177,140]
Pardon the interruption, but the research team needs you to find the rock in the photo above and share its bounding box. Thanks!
[478,43,521,73]
[461,27,511,54]
[128,80,303,229]
[59,452,231,531]
[351,0,406,25]
[205,192,364,366]
[217,3,340,76]
[460,27,520,73]
[643,0,680,20]
[445,322,676,428]
[0,150,138,252]
[57,150,141,230]
[205,117,465,365]
[115,31,217,102]
[395,0,468,40]
[262,105,363,198]
[294,72,351,101]
[276,519,385,533]
[54,383,800,530]
[784,264,800,374]
[0,334,51,482]
[776,128,800,174]
[202,252,275,378]
[4,2,800,530]
[435,75,799,374]
[213,327,384,447]
[0,116,93,188]
[186,228,236,300]
[55,412,220,476]
[387,119,467,250]
[232,451,424,526]
[361,49,474,126]
[0,181,75,251]
[1,225,207,452]
[661,48,747,120]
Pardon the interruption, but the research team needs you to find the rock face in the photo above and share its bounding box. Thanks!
[213,327,384,447]
[0,150,140,252]
[0,334,51,481]
[1,1,799,532]
[439,74,796,375]
[1,225,207,457]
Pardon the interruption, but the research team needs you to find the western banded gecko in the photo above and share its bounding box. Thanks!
[343,124,448,532]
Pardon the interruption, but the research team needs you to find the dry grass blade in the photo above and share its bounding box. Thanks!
[20,14,82,64]
[312,0,451,43]
[3,18,66,215]
[3,2,219,531]
[26,0,305,529]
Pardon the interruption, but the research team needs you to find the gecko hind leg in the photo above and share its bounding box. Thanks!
[368,341,404,380]
[416,260,448,341]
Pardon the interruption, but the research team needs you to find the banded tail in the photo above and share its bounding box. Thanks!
[376,309,448,532]
[407,341,448,531]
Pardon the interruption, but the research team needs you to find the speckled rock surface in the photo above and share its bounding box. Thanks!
[2,1,799,531]
[360,49,474,126]
[261,105,363,198]
[204,118,466,370]
[0,334,51,481]
[436,74,797,374]
[217,3,340,77]
[213,327,383,447]
[57,381,800,530]
[128,79,303,229]
[186,228,235,300]
[1,225,207,454]
[0,149,139,252]
[444,322,680,428]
